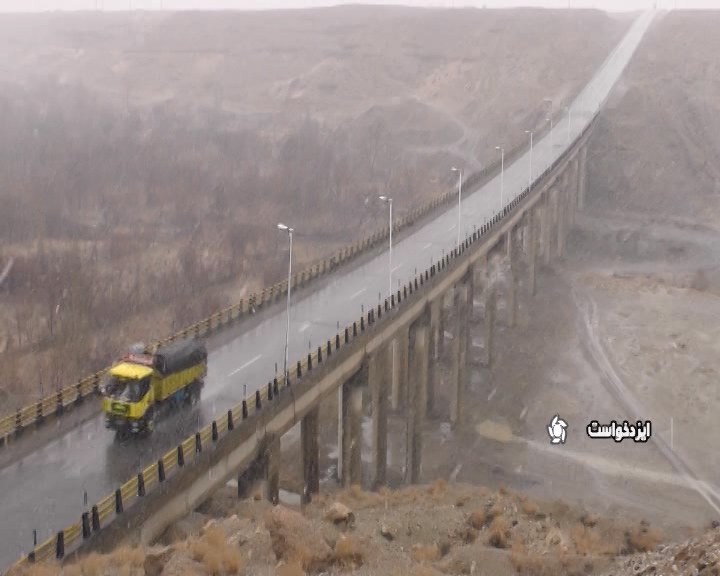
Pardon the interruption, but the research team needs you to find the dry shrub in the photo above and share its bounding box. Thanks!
[454,495,471,508]
[79,553,106,576]
[275,561,305,576]
[109,546,145,568]
[414,565,438,576]
[520,499,543,518]
[626,525,662,554]
[24,563,61,576]
[428,479,447,499]
[498,485,511,496]
[333,534,363,569]
[457,526,478,544]
[510,554,554,576]
[487,515,511,549]
[468,510,486,530]
[571,523,602,556]
[62,564,83,576]
[189,528,246,575]
[487,501,504,520]
[410,544,441,563]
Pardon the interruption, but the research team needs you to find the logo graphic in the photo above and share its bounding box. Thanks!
[547,414,568,444]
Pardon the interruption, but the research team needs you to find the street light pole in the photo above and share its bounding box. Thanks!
[495,147,505,211]
[277,223,294,382]
[524,130,533,190]
[379,196,393,298]
[451,167,462,249]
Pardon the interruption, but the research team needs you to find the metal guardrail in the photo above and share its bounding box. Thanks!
[6,110,598,575]
[0,106,565,448]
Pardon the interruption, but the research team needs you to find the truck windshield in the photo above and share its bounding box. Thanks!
[106,377,150,403]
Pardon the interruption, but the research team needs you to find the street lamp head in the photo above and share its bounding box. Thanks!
[451,166,458,172]
[525,129,532,134]
[379,195,391,202]
[277,223,293,233]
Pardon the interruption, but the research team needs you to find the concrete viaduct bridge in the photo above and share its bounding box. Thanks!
[0,10,655,572]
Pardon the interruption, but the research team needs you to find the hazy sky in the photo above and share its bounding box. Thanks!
[1,0,714,12]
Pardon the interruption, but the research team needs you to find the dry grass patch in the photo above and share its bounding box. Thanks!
[333,534,363,569]
[468,509,486,530]
[275,561,304,576]
[625,523,663,554]
[428,479,447,499]
[410,544,441,563]
[189,525,245,575]
[487,515,511,549]
[108,546,145,568]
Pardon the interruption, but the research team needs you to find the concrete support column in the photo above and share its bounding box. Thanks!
[543,190,552,265]
[558,185,567,258]
[507,231,519,327]
[263,435,281,505]
[370,347,389,489]
[427,299,442,416]
[301,407,320,504]
[528,208,538,296]
[578,146,587,212]
[340,376,364,488]
[450,282,469,426]
[391,327,409,411]
[484,269,497,368]
[551,188,560,261]
[406,323,429,484]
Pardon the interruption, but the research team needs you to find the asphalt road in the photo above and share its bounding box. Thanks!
[0,10,655,568]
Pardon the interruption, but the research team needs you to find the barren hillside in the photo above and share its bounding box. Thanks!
[0,8,628,410]
[587,11,720,224]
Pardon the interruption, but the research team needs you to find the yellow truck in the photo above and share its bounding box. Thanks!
[100,339,208,437]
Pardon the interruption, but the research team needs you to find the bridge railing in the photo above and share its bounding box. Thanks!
[0,106,566,448]
[6,110,599,574]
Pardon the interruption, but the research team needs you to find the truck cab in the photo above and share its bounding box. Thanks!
[101,339,207,439]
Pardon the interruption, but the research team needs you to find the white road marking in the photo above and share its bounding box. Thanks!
[448,225,456,231]
[392,264,403,273]
[350,288,367,300]
[229,354,262,376]
[488,388,497,402]
[422,242,433,251]
[520,407,528,420]
[298,322,311,333]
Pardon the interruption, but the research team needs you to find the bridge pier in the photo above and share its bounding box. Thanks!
[427,298,442,416]
[339,370,364,488]
[263,435,281,505]
[450,278,471,426]
[406,321,429,484]
[506,228,519,328]
[578,146,587,212]
[542,190,552,265]
[528,208,538,296]
[338,371,364,488]
[301,407,320,504]
[370,346,390,489]
[391,326,409,411]
[484,266,497,368]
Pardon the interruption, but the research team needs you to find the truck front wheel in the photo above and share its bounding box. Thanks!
[144,409,155,436]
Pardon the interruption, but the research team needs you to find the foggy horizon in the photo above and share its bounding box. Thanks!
[2,0,715,14]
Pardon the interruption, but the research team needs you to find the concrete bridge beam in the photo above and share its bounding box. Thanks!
[484,269,497,368]
[543,190,552,265]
